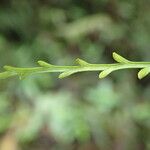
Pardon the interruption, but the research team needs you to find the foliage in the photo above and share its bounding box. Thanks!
[0,52,150,80]
[0,0,150,150]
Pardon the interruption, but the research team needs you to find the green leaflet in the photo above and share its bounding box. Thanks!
[113,52,130,63]
[59,70,78,79]
[4,65,31,80]
[75,58,89,66]
[0,71,16,79]
[4,65,17,71]
[99,69,113,79]
[138,67,150,79]
[38,60,54,67]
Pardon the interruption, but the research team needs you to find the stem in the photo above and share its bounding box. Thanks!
[0,52,150,80]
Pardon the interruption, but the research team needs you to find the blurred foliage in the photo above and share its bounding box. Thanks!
[0,0,150,150]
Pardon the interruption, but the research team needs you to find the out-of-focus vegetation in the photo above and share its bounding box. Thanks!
[0,0,150,150]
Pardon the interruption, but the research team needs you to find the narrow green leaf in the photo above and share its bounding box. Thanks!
[4,66,31,80]
[99,69,113,79]
[0,71,16,79]
[113,52,130,63]
[59,71,77,79]
[76,58,89,66]
[138,67,150,79]
[38,60,54,67]
[4,65,16,71]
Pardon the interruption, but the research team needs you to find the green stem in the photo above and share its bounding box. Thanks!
[0,52,150,80]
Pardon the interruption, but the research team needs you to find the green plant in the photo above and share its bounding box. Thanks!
[0,52,150,80]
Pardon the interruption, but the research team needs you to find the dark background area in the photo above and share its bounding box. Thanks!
[0,0,150,150]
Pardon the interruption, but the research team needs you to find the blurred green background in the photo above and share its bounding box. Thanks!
[0,0,150,150]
